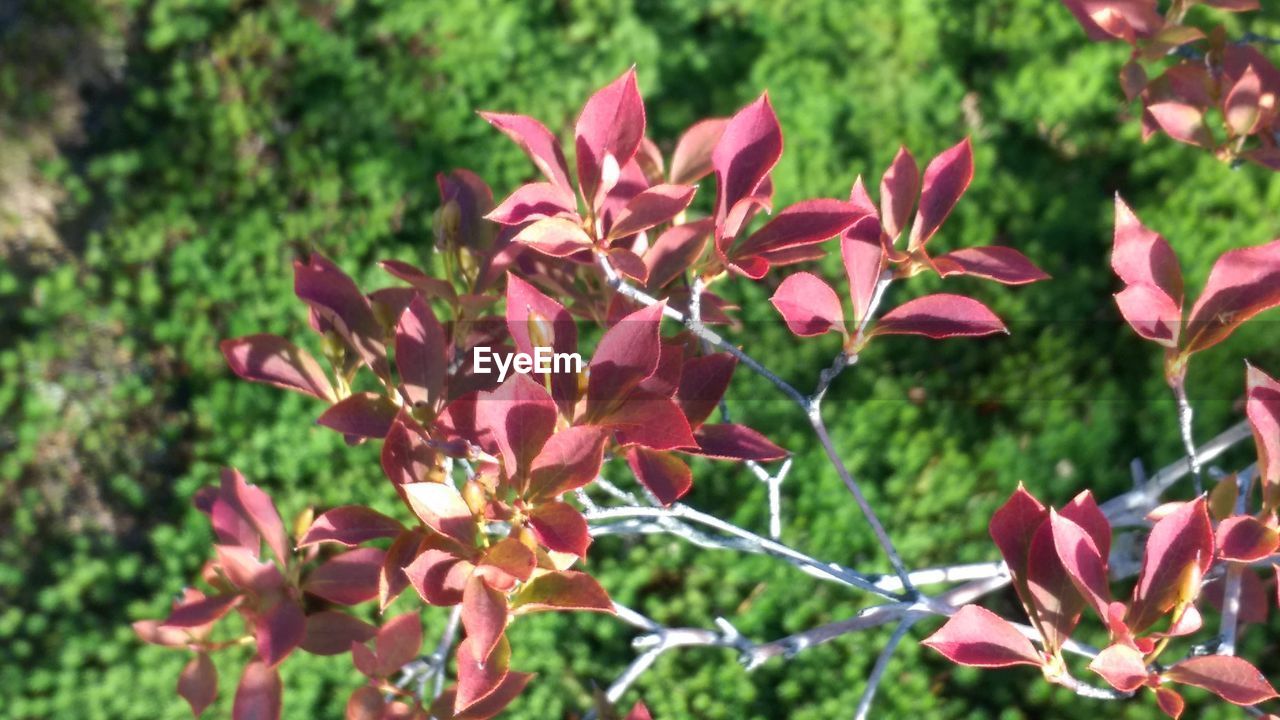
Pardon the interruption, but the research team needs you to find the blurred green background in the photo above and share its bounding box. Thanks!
[3,0,1280,717]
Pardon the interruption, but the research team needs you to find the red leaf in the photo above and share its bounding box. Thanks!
[1129,497,1213,632]
[576,68,646,209]
[873,294,1007,339]
[299,611,377,656]
[133,619,196,648]
[607,247,649,284]
[510,571,613,614]
[691,424,787,461]
[1248,364,1280,508]
[381,412,438,487]
[1225,65,1263,136]
[1216,515,1279,562]
[215,545,285,599]
[218,468,290,567]
[317,393,398,440]
[1061,0,1162,41]
[375,612,423,677]
[396,295,448,411]
[770,272,845,337]
[232,660,281,720]
[455,636,512,715]
[586,302,665,418]
[162,593,241,629]
[675,353,736,428]
[1049,510,1112,622]
[528,501,592,557]
[626,447,692,506]
[1115,283,1183,347]
[1147,103,1213,148]
[1112,195,1183,300]
[1026,518,1085,655]
[526,426,608,501]
[403,482,477,545]
[303,547,385,606]
[1088,643,1151,692]
[505,273,579,414]
[733,199,864,264]
[254,599,305,667]
[625,702,654,720]
[178,653,218,717]
[300,506,404,548]
[485,183,578,226]
[607,393,698,451]
[608,183,698,240]
[380,260,457,303]
[478,538,537,590]
[1164,655,1279,705]
[879,146,919,241]
[510,217,594,257]
[346,686,384,720]
[670,118,728,185]
[841,217,886,324]
[933,246,1049,285]
[478,112,573,196]
[294,253,389,379]
[478,374,558,477]
[462,575,508,663]
[454,671,534,720]
[921,604,1042,668]
[1184,239,1280,354]
[908,138,973,250]
[221,335,335,402]
[644,220,712,289]
[405,549,471,606]
[713,93,782,226]
[988,484,1048,583]
[379,528,424,610]
[1155,687,1185,719]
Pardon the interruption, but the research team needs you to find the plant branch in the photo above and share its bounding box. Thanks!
[853,617,916,720]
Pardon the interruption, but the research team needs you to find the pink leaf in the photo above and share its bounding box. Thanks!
[403,482,477,545]
[842,217,887,324]
[478,374,558,477]
[1248,363,1280,508]
[644,220,712,289]
[988,484,1048,584]
[232,660,281,720]
[381,412,438,487]
[396,294,448,411]
[1115,283,1183,347]
[215,545,285,597]
[873,294,1007,339]
[733,199,865,263]
[1147,103,1214,148]
[477,538,536,589]
[462,575,508,663]
[528,501,592,557]
[405,549,471,606]
[576,68,646,209]
[1112,195,1184,300]
[1164,655,1279,705]
[1088,643,1150,692]
[933,246,1049,285]
[254,599,305,667]
[162,593,241,629]
[293,253,389,380]
[219,468,290,568]
[879,146,920,241]
[604,392,698,451]
[316,393,398,440]
[485,183,578,226]
[299,506,404,548]
[713,93,783,226]
[510,217,594,257]
[670,118,728,185]
[770,272,845,337]
[478,112,573,195]
[675,353,736,429]
[379,528,424,610]
[303,547,385,606]
[1049,510,1112,623]
[1026,519,1085,655]
[626,447,692,506]
[1216,515,1279,562]
[625,701,654,720]
[1129,497,1213,632]
[454,670,534,720]
[504,274,579,415]
[299,611,377,656]
[1184,239,1280,354]
[1225,65,1263,136]
[586,302,665,418]
[526,426,609,501]
[178,653,218,717]
[607,247,649,284]
[691,424,787,461]
[454,636,512,715]
[510,570,613,614]
[221,335,335,402]
[908,138,974,250]
[921,604,1042,668]
[375,612,423,677]
[1060,0,1162,41]
[607,183,698,240]
[345,686,384,720]
[1060,490,1112,559]
[1155,687,1185,719]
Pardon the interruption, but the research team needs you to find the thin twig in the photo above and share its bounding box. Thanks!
[853,617,916,720]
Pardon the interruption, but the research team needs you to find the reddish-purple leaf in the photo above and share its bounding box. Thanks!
[842,217,886,324]
[462,575,508,663]
[1225,65,1263,136]
[510,217,594,257]
[586,302,665,418]
[1129,497,1213,632]
[1026,519,1085,655]
[734,199,865,262]
[879,146,919,241]
[403,482,477,545]
[625,702,654,720]
[303,547,385,606]
[921,604,1042,668]
[215,545,285,597]
[380,260,457,303]
[691,424,787,461]
[379,528,424,610]
[607,247,649,284]
[576,68,646,209]
[346,686,384,720]
[1216,515,1279,562]
[644,220,712,289]
[299,611,377,656]
[907,138,974,250]
[608,184,697,240]
[713,94,783,225]
[478,538,536,589]
[675,353,735,428]
[1155,687,1185,719]
[873,294,1007,339]
[770,272,845,337]
[163,593,241,629]
[381,412,438,487]
[405,549,471,606]
[626,447,692,506]
[1088,643,1150,692]
[485,183,578,226]
[528,501,592,557]
[317,393,398,440]
[375,612,422,677]
[219,468,290,568]
[1112,196,1183,300]
[1203,569,1270,625]
[605,392,698,451]
[454,671,534,720]
[989,484,1048,579]
[1049,510,1112,622]
[396,295,448,411]
[1147,102,1214,148]
[221,335,335,402]
[134,619,196,648]
[455,636,512,715]
[294,253,389,380]
[478,374,558,477]
[670,118,728,185]
[299,506,404,548]
[1248,364,1280,509]
[504,274,579,415]
[933,246,1049,285]
[526,426,608,501]
[1061,490,1112,560]
[478,112,573,195]
[1184,239,1280,354]
[254,599,305,667]
[510,570,613,614]
[1164,655,1279,705]
[179,652,218,717]
[232,660,281,720]
[1115,283,1183,347]
[1061,0,1162,41]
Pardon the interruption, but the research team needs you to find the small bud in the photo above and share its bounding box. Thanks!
[526,309,554,351]
[434,200,462,250]
[292,506,315,543]
[462,480,488,516]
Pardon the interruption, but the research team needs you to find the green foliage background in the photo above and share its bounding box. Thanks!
[3,0,1280,717]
